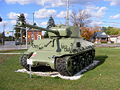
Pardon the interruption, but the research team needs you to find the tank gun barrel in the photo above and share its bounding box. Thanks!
[18,22,60,36]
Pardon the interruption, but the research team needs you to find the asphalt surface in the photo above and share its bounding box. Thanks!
[0,41,120,51]
[0,41,28,50]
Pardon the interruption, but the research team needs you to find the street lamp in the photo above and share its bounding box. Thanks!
[0,17,2,22]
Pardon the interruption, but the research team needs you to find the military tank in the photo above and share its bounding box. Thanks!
[18,20,95,76]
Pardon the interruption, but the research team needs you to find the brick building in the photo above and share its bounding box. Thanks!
[27,29,42,43]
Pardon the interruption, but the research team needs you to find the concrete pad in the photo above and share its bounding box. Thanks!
[15,60,100,80]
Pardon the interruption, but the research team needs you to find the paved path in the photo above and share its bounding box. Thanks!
[0,45,28,50]
[95,44,120,47]
[0,41,30,50]
[0,53,23,54]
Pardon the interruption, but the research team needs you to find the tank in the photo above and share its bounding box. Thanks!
[19,21,95,76]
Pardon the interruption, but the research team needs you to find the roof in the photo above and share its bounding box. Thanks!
[94,32,109,38]
[28,29,42,32]
[109,35,120,37]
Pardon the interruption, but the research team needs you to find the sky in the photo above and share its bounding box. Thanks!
[0,0,120,36]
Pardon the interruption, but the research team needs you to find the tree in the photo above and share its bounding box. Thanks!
[81,27,94,40]
[104,27,120,35]
[17,13,26,26]
[0,33,3,44]
[101,27,107,31]
[81,27,101,40]
[14,13,26,42]
[47,16,56,29]
[44,16,56,38]
[70,10,91,27]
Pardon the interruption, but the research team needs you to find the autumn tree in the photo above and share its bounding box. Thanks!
[80,27,94,40]
[80,27,101,40]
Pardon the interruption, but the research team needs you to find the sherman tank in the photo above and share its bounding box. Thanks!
[19,21,95,76]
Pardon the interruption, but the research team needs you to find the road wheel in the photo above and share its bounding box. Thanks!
[20,54,30,71]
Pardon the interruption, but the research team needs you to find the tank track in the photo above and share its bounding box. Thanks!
[55,49,95,76]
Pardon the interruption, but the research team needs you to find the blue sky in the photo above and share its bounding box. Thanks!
[0,0,120,36]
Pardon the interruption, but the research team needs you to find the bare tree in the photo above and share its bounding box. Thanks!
[70,10,91,27]
[70,11,78,26]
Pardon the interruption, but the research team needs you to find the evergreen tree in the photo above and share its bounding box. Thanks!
[17,13,26,26]
[14,13,26,42]
[47,16,55,29]
[44,16,56,38]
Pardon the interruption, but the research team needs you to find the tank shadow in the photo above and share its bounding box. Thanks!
[94,55,108,66]
[32,66,55,72]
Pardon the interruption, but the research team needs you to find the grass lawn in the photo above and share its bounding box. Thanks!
[0,49,27,53]
[0,48,120,90]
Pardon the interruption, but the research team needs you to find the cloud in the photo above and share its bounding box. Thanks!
[104,0,120,6]
[90,21,104,26]
[8,12,19,19]
[0,21,8,26]
[57,11,66,18]
[0,20,16,28]
[8,12,28,19]
[36,0,65,7]
[4,0,101,7]
[34,8,56,19]
[10,20,16,25]
[39,21,47,26]
[110,14,120,19]
[57,10,72,18]
[4,0,64,6]
[69,0,101,5]
[85,5,107,18]
[69,5,107,19]
[5,0,32,5]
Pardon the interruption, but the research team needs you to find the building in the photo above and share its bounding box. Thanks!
[109,35,120,43]
[94,32,110,44]
[27,29,42,43]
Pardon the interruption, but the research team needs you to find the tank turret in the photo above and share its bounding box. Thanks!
[17,20,80,38]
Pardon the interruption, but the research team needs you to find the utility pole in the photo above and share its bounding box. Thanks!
[33,12,35,25]
[20,29,22,44]
[32,12,35,41]
[26,27,28,49]
[66,0,69,26]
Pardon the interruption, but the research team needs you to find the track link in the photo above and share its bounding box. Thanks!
[55,49,95,76]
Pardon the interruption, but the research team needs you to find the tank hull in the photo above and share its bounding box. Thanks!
[20,38,95,76]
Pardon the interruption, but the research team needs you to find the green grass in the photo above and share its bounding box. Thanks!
[0,49,27,53]
[0,48,120,90]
